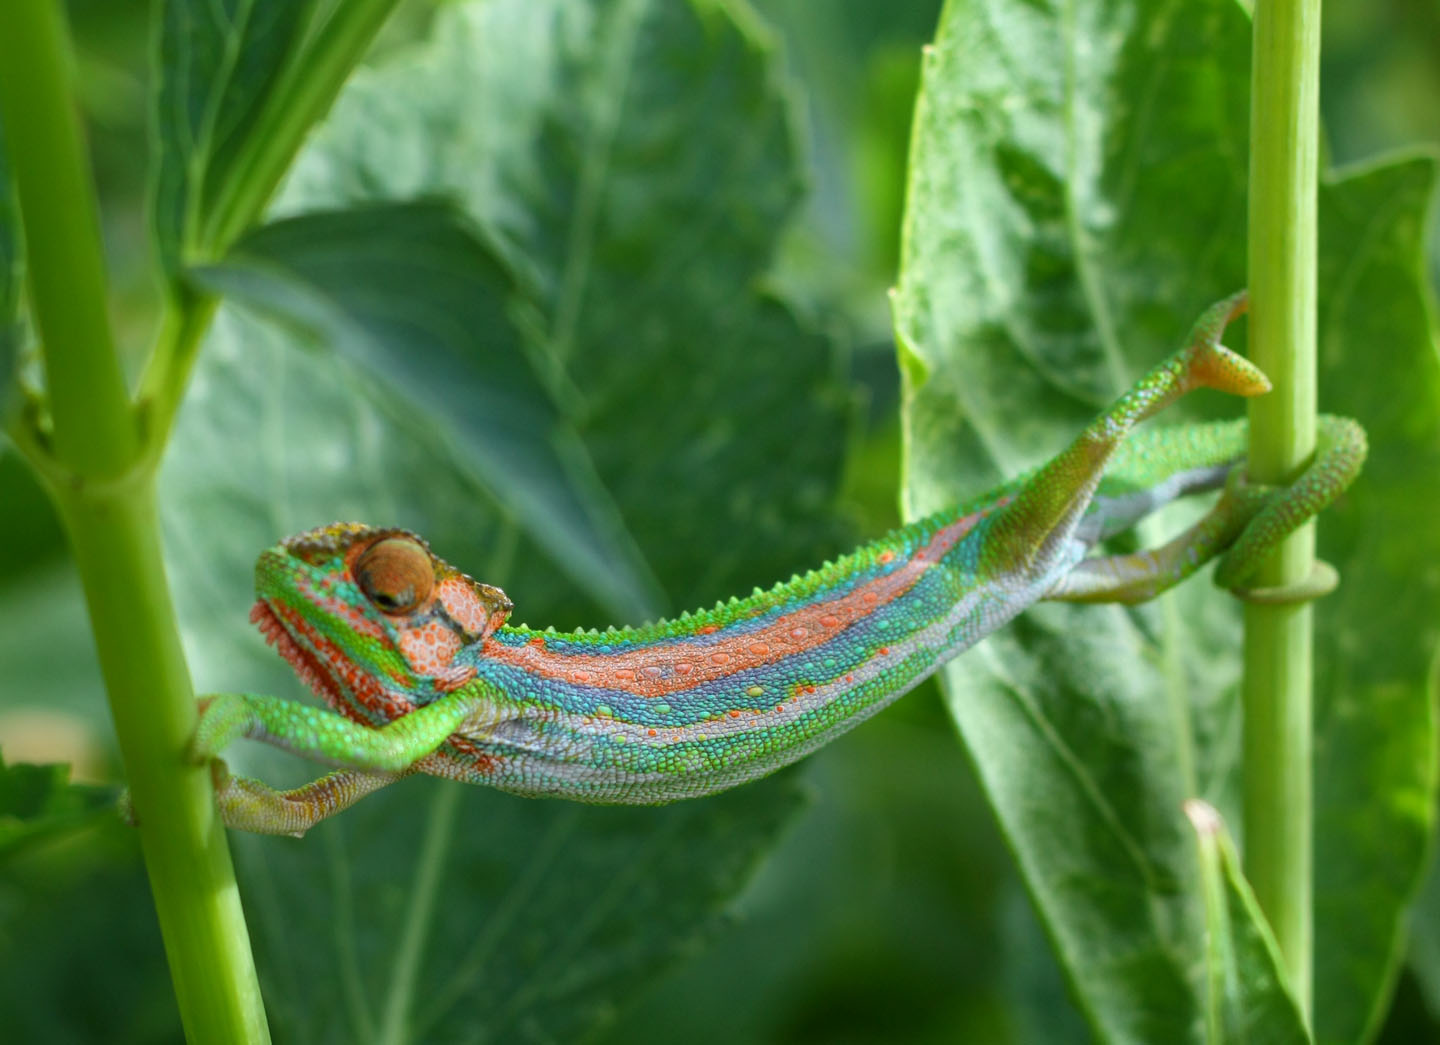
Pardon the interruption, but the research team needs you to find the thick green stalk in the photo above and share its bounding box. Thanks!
[57,482,271,1044]
[0,2,269,1040]
[1244,0,1321,1018]
[0,0,135,477]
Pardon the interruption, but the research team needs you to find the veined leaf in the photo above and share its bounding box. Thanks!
[151,0,311,270]
[160,0,846,1039]
[1311,155,1440,1045]
[896,0,1439,1041]
[150,0,398,273]
[1186,801,1309,1044]
[192,201,664,623]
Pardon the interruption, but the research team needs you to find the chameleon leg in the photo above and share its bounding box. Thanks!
[1047,415,1367,603]
[209,759,407,837]
[986,293,1269,576]
[192,685,503,772]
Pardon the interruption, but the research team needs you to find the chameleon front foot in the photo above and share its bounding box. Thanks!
[209,759,405,837]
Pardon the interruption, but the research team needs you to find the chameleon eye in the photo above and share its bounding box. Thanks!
[355,537,435,615]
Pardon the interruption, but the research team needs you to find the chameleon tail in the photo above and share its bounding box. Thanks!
[1213,414,1368,591]
[984,292,1266,577]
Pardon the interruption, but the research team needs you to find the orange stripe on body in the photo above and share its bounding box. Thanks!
[484,508,987,698]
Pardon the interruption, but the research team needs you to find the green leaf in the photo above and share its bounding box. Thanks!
[274,0,853,609]
[159,0,848,1037]
[896,0,1439,1041]
[1186,801,1310,1044]
[235,773,805,1045]
[150,0,312,270]
[1311,155,1440,1045]
[0,754,113,858]
[150,0,398,273]
[192,201,663,623]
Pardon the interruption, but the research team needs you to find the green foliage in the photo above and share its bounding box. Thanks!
[897,2,1438,1044]
[0,755,113,856]
[1187,800,1309,1043]
[0,0,1437,1041]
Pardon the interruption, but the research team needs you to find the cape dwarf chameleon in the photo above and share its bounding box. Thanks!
[180,294,1366,835]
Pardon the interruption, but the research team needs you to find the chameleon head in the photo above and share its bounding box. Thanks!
[250,523,512,721]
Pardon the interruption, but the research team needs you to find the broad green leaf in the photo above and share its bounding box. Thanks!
[235,772,804,1045]
[150,0,311,270]
[192,201,663,623]
[0,755,113,857]
[1186,801,1309,1044]
[275,0,853,609]
[1311,155,1440,1045]
[897,2,1251,1038]
[160,0,848,1037]
[896,0,1438,1041]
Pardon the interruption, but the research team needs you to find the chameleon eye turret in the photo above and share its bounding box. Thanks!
[354,536,435,615]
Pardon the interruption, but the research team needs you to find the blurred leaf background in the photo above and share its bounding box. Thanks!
[1,0,1437,1042]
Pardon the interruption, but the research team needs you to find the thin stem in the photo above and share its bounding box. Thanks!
[1243,0,1321,1018]
[0,0,135,478]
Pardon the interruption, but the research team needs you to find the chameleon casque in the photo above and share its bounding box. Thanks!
[189,294,1366,835]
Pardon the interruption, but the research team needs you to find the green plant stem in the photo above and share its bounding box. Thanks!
[1244,0,1321,1018]
[57,481,271,1045]
[0,0,135,478]
[0,2,269,1040]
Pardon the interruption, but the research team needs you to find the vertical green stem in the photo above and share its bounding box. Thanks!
[0,0,134,477]
[58,483,271,1044]
[1244,0,1321,1017]
[0,2,269,1040]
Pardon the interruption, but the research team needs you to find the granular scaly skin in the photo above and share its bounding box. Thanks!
[188,294,1367,835]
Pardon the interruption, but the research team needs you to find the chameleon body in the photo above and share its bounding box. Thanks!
[188,295,1366,834]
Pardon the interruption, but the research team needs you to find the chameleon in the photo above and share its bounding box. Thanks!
[186,293,1366,835]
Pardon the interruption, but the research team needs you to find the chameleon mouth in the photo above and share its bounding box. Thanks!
[250,599,343,708]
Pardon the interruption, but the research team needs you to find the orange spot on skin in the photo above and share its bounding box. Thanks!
[698,625,719,635]
[711,652,730,665]
[648,729,657,737]
[399,619,463,676]
[805,685,816,695]
[863,592,878,604]
[528,636,546,648]
[750,643,770,656]
[729,710,741,718]
[820,615,839,628]
[845,673,854,683]
[675,663,693,676]
[614,668,635,681]
[878,550,897,564]
[879,646,890,656]
[573,671,592,683]
[775,704,784,712]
